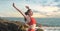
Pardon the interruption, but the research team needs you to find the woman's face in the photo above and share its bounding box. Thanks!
[28,10,33,16]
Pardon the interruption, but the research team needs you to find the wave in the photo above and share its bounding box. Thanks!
[36,27,60,31]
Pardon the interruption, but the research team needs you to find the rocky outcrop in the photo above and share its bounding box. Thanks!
[0,18,43,31]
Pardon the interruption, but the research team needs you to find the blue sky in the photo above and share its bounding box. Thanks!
[0,0,60,18]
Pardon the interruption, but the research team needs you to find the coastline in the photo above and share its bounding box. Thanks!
[0,17,60,31]
[0,17,44,31]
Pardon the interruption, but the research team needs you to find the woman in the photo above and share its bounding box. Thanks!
[13,3,36,31]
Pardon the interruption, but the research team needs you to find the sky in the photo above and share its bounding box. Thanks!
[0,0,60,18]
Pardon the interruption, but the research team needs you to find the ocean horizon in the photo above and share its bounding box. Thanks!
[1,17,60,27]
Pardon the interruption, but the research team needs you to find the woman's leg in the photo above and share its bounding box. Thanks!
[28,28,35,31]
[28,24,36,31]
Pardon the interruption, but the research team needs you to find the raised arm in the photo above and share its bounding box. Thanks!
[13,3,27,18]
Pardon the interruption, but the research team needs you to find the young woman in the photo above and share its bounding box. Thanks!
[13,3,36,31]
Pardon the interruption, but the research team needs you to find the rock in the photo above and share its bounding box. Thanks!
[36,29,44,31]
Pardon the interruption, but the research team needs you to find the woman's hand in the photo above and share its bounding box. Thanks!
[13,3,15,7]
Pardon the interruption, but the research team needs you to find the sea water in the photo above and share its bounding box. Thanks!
[2,17,60,31]
[39,27,60,31]
[2,17,60,27]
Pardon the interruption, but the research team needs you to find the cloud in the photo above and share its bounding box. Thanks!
[53,9,60,12]
[27,4,60,17]
[0,0,60,18]
[32,9,40,13]
[25,0,60,7]
[0,13,9,17]
[54,0,60,2]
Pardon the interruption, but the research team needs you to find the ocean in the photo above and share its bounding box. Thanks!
[1,17,60,31]
[2,17,60,27]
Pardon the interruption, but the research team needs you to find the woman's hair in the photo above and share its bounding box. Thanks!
[24,9,31,22]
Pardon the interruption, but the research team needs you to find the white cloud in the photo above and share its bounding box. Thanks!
[0,0,60,18]
[26,4,60,17]
[25,0,60,7]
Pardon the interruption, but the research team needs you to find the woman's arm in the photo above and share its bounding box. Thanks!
[13,3,27,18]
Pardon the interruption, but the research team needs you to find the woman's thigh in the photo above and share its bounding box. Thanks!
[30,24,36,29]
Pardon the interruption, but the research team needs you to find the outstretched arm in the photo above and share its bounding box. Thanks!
[13,3,27,18]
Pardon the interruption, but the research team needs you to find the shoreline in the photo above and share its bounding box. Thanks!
[0,17,60,31]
